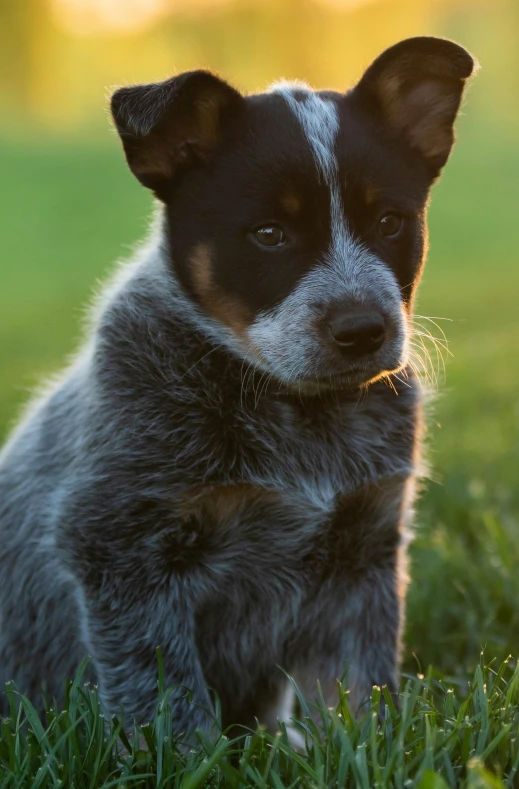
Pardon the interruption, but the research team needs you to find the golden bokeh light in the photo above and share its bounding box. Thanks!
[50,0,388,36]
[0,0,516,135]
[51,0,238,36]
[51,0,171,35]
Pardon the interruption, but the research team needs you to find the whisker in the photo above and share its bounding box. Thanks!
[415,334,438,385]
[408,342,434,387]
[413,315,451,344]
[412,327,452,356]
[408,310,454,389]
[353,382,369,410]
[384,374,399,395]
[392,373,412,389]
[407,355,429,388]
[170,346,219,388]
[255,370,274,409]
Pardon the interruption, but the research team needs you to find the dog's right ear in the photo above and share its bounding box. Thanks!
[111,71,244,198]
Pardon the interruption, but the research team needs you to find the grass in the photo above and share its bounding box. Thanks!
[0,112,518,785]
[2,658,519,788]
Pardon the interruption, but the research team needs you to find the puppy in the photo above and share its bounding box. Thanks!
[0,38,475,738]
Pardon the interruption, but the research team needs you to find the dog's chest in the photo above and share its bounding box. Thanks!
[179,385,417,585]
[179,387,418,687]
[240,388,417,503]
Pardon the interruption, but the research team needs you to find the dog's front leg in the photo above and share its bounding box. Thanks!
[72,573,213,742]
[290,477,413,722]
[290,569,402,726]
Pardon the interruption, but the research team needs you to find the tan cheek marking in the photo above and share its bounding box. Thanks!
[179,484,281,523]
[280,190,302,217]
[189,242,253,340]
[210,292,252,341]
[190,241,213,297]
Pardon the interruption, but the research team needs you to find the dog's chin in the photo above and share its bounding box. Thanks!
[282,359,407,395]
[245,344,408,397]
[292,372,379,395]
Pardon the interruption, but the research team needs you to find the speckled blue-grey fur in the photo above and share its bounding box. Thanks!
[0,230,419,732]
[0,35,476,741]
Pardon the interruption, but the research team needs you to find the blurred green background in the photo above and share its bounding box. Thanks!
[0,0,518,681]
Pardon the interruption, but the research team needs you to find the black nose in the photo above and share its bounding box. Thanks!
[328,310,386,357]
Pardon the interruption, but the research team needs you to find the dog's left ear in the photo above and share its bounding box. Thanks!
[354,37,477,177]
[111,70,244,198]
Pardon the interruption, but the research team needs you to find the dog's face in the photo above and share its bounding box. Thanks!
[112,37,475,391]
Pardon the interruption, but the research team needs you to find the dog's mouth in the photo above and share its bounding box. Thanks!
[241,326,407,395]
[293,355,407,392]
[287,366,382,393]
[311,367,365,383]
[304,370,365,388]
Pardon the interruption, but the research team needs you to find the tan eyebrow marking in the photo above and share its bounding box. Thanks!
[364,184,379,205]
[280,189,302,217]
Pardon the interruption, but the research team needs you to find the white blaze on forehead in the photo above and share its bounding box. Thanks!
[270,80,356,264]
[270,81,340,183]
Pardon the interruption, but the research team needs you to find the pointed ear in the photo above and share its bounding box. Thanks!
[110,70,244,197]
[354,37,478,177]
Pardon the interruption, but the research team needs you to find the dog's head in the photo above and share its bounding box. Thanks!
[111,37,476,391]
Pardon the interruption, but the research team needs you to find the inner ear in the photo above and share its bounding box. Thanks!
[354,37,477,177]
[111,70,244,198]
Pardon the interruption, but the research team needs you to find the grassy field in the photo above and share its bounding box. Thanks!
[0,111,518,785]
[2,658,519,789]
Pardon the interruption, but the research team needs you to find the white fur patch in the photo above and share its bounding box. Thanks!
[271,81,339,183]
[248,245,406,383]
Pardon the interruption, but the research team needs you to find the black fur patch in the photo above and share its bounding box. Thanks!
[165,88,432,319]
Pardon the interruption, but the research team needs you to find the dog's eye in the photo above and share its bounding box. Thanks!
[379,214,403,237]
[253,225,286,247]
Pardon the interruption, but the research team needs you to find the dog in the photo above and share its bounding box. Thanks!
[0,37,475,740]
